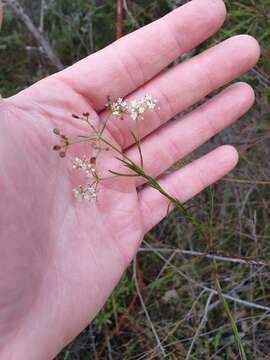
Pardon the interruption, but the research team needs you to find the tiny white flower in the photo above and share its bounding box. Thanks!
[130,112,138,121]
[108,97,129,117]
[129,95,158,121]
[144,94,158,109]
[73,157,84,169]
[72,156,96,179]
[73,184,98,201]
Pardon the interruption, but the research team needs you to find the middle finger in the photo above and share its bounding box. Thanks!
[101,35,259,149]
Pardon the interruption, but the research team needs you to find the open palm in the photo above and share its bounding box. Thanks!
[0,0,260,359]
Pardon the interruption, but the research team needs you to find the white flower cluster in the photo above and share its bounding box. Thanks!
[108,97,128,117]
[73,185,97,201]
[108,95,158,121]
[130,95,158,121]
[72,156,98,201]
[73,156,96,178]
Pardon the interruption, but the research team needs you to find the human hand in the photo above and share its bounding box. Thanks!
[0,0,260,358]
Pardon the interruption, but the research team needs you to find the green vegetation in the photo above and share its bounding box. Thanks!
[1,0,270,359]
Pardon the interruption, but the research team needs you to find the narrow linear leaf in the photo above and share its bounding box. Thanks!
[78,135,96,140]
[130,130,144,168]
[109,170,140,177]
[214,262,247,360]
[99,119,108,138]
[166,201,174,216]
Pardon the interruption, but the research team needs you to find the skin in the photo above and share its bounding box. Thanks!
[0,0,260,358]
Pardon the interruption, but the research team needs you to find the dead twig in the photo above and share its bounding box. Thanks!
[5,0,63,71]
[133,255,167,358]
[123,0,140,29]
[224,177,270,186]
[39,0,45,32]
[185,291,215,359]
[97,258,144,358]
[139,246,270,268]
[142,240,270,312]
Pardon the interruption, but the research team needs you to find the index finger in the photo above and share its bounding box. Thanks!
[57,0,226,111]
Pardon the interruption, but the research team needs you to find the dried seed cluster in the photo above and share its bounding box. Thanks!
[53,129,70,158]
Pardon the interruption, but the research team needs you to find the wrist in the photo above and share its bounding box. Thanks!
[0,333,57,360]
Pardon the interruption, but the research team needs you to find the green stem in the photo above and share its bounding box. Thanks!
[68,116,206,238]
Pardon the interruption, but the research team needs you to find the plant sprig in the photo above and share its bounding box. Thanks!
[52,94,206,237]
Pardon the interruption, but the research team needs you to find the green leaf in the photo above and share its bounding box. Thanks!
[99,119,108,138]
[108,170,140,177]
[130,130,144,168]
[77,135,96,140]
[214,262,247,360]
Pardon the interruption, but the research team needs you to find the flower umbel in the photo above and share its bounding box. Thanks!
[73,156,97,179]
[106,97,129,118]
[107,95,158,121]
[73,184,98,201]
[130,95,158,121]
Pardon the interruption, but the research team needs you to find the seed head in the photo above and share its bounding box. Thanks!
[59,151,66,158]
[53,128,60,135]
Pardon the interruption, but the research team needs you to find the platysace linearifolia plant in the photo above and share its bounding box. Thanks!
[53,95,158,201]
[52,94,203,235]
